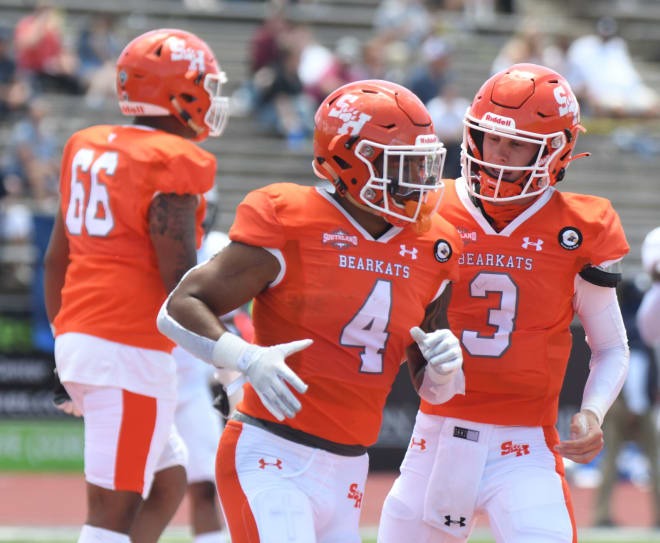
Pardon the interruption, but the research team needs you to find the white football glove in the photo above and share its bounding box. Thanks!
[213,333,312,421]
[410,326,462,385]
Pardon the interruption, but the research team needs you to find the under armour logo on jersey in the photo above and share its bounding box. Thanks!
[521,237,544,251]
[328,94,372,135]
[399,245,418,259]
[258,457,283,470]
[444,515,466,527]
[108,133,117,143]
[410,437,426,450]
[347,483,363,508]
[169,37,205,72]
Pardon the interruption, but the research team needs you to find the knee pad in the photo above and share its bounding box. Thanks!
[250,487,315,543]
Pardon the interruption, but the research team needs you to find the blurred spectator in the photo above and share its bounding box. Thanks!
[0,26,31,121]
[303,35,367,106]
[405,36,452,106]
[252,34,312,148]
[594,279,660,528]
[1,98,59,208]
[491,25,569,76]
[361,36,388,80]
[374,0,432,49]
[248,0,292,77]
[76,13,121,108]
[567,17,659,118]
[426,83,469,179]
[637,227,660,349]
[13,4,83,94]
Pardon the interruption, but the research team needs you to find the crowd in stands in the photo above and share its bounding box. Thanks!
[1,0,659,258]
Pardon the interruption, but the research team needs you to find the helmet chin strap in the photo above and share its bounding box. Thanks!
[404,200,432,234]
[170,96,205,137]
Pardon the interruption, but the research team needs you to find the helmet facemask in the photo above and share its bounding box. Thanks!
[462,112,568,202]
[203,71,230,137]
[355,135,446,231]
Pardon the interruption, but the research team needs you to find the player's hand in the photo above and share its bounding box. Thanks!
[212,371,245,419]
[240,340,312,421]
[554,410,603,464]
[410,326,462,385]
[52,371,82,417]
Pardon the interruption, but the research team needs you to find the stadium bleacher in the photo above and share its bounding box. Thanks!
[0,0,659,318]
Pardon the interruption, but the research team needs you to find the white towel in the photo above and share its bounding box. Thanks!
[422,419,488,539]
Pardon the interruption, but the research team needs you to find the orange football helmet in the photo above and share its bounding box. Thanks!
[116,29,229,141]
[313,80,445,231]
[462,63,586,202]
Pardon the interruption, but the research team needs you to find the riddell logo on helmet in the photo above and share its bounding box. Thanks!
[120,103,145,115]
[415,134,438,145]
[482,112,516,130]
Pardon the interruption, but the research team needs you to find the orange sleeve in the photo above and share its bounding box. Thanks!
[589,201,629,266]
[229,188,286,249]
[152,143,216,196]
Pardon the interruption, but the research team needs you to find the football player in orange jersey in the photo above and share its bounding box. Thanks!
[157,79,465,542]
[379,64,631,543]
[43,29,228,543]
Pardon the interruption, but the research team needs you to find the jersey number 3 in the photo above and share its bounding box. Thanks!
[461,271,518,357]
[65,148,117,237]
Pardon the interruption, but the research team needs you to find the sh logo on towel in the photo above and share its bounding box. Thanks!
[500,440,530,457]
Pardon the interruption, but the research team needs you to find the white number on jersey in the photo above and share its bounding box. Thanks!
[65,149,117,236]
[461,272,518,357]
[340,279,392,373]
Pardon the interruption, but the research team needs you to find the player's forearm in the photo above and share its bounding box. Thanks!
[157,286,230,367]
[574,276,629,425]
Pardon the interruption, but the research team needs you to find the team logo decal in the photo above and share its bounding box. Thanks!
[118,70,128,86]
[553,85,579,124]
[322,228,358,250]
[558,226,582,250]
[169,37,205,71]
[328,94,372,135]
[456,225,477,245]
[434,239,452,263]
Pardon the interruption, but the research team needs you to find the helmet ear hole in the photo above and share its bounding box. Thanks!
[333,155,351,170]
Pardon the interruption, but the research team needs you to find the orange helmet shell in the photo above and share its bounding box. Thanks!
[116,29,228,141]
[313,80,445,229]
[462,63,583,201]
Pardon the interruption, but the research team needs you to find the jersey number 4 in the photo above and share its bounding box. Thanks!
[340,279,392,374]
[65,149,117,236]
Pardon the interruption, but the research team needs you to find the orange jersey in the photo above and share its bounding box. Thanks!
[229,183,461,446]
[421,178,629,426]
[54,125,215,351]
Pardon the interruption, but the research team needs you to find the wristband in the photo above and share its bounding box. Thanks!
[211,332,254,371]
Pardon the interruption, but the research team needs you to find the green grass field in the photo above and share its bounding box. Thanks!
[4,527,660,543]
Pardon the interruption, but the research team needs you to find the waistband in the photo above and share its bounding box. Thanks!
[232,411,368,457]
